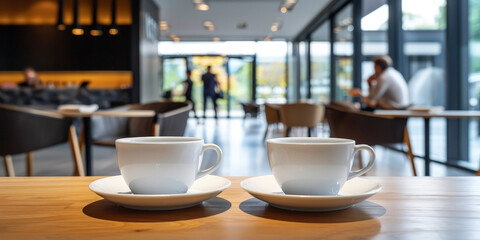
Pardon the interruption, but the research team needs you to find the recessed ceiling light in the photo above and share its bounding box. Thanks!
[193,0,209,11]
[159,21,169,31]
[270,22,281,32]
[279,0,297,13]
[264,35,273,41]
[213,37,220,42]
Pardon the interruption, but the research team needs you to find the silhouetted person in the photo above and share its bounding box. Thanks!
[349,56,409,110]
[202,66,219,118]
[183,70,197,118]
[18,67,42,89]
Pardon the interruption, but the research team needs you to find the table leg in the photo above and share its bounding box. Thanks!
[83,117,92,176]
[424,118,430,176]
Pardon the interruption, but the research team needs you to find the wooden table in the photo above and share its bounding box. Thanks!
[375,110,480,176]
[1,176,479,239]
[58,110,155,176]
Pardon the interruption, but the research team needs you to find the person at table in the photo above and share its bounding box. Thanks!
[182,70,197,118]
[202,66,219,119]
[18,67,43,89]
[348,56,409,110]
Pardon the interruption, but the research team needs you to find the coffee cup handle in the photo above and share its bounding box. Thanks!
[347,144,376,180]
[196,144,223,179]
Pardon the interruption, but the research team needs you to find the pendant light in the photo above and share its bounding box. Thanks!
[109,0,119,35]
[72,0,84,35]
[90,0,102,36]
[56,0,65,30]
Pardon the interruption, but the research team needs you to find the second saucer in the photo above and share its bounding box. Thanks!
[240,175,381,212]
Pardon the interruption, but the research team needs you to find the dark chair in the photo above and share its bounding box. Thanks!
[240,102,260,120]
[90,100,192,146]
[0,104,84,177]
[264,104,282,139]
[325,103,417,176]
[280,103,322,137]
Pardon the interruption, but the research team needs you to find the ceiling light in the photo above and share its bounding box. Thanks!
[212,37,220,42]
[204,21,215,31]
[270,22,281,32]
[264,35,273,41]
[279,0,297,13]
[90,0,102,36]
[193,0,209,11]
[109,0,119,35]
[56,0,65,30]
[159,21,169,31]
[72,0,83,35]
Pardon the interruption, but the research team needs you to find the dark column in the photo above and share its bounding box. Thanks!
[306,38,312,99]
[387,0,405,75]
[352,0,362,90]
[252,55,257,102]
[330,15,336,102]
[446,0,469,162]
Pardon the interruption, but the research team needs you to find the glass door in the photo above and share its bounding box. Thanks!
[227,56,253,117]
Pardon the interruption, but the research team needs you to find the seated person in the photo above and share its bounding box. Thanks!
[18,67,43,89]
[349,56,409,110]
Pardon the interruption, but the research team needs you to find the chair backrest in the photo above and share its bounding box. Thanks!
[325,104,407,145]
[0,104,71,155]
[264,104,281,124]
[127,101,191,137]
[280,103,322,128]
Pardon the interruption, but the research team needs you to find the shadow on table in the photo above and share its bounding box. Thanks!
[82,197,231,222]
[239,198,386,223]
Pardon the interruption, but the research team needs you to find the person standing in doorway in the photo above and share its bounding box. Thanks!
[182,70,197,118]
[202,66,219,119]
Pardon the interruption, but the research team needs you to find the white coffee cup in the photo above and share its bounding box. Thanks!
[266,137,375,196]
[116,137,222,194]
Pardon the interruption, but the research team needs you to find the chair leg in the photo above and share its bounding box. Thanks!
[285,127,291,137]
[4,155,15,177]
[68,125,85,177]
[307,128,312,137]
[404,128,417,176]
[264,125,270,140]
[152,123,160,136]
[79,124,85,153]
[27,152,34,176]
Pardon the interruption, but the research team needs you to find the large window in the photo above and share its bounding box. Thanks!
[299,41,309,99]
[361,0,388,93]
[256,41,287,104]
[333,4,354,102]
[403,0,447,161]
[310,21,330,103]
[469,0,480,166]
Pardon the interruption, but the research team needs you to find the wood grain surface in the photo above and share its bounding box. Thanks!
[0,177,479,239]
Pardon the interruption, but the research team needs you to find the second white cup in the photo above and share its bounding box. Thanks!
[116,137,222,194]
[267,137,375,196]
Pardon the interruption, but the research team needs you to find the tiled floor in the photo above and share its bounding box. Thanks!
[0,117,475,177]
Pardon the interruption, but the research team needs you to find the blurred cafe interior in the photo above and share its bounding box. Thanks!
[1,0,480,238]
[1,0,479,177]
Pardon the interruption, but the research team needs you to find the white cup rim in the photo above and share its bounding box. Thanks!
[266,137,355,145]
[116,136,204,145]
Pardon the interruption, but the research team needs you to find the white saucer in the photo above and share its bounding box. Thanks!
[240,175,381,212]
[89,175,231,210]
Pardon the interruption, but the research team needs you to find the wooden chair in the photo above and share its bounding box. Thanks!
[0,104,84,177]
[325,103,417,176]
[264,104,282,139]
[280,103,322,137]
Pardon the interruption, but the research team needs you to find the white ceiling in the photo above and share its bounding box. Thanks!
[155,0,331,41]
